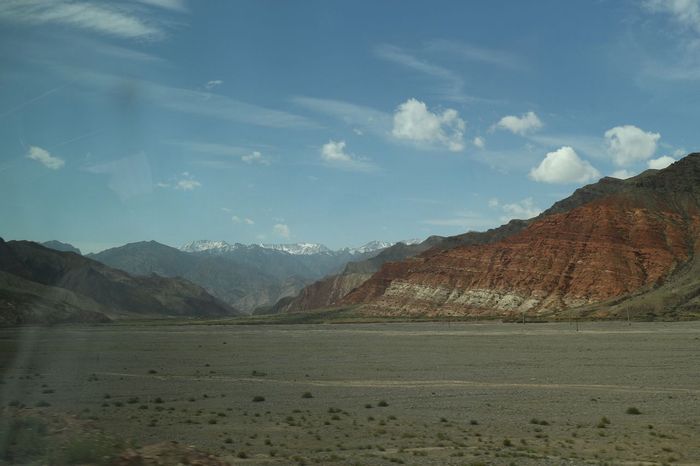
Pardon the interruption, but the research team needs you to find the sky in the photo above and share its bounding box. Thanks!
[1,0,698,253]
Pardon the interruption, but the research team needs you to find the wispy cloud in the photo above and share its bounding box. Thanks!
[425,39,526,70]
[60,67,319,129]
[0,0,167,40]
[167,140,248,156]
[374,44,468,103]
[136,0,188,13]
[374,44,498,103]
[204,80,223,90]
[85,152,153,200]
[292,96,391,136]
[0,86,63,119]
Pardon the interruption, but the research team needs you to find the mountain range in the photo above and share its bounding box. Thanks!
[0,239,237,325]
[271,153,700,321]
[85,239,412,313]
[5,153,700,324]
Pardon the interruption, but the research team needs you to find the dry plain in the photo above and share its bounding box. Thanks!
[1,321,699,465]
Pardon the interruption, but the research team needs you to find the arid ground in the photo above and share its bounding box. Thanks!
[1,321,699,465]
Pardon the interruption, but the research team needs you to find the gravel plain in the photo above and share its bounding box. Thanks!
[1,321,699,465]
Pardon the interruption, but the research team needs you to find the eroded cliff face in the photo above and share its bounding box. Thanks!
[343,194,699,318]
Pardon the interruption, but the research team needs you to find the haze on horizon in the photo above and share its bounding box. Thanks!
[1,0,698,253]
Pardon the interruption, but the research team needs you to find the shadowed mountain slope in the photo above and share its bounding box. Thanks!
[0,239,238,324]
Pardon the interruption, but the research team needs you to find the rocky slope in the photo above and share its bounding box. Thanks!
[0,239,238,324]
[268,239,442,313]
[341,153,700,319]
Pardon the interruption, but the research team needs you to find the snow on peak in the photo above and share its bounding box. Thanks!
[180,240,239,253]
[348,239,422,254]
[260,243,331,255]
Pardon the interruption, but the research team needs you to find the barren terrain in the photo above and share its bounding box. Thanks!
[1,321,699,465]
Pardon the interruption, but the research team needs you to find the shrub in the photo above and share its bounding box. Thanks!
[252,396,265,402]
[377,400,389,407]
[626,407,641,415]
[301,392,313,399]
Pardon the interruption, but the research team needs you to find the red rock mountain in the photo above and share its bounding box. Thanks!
[340,153,700,319]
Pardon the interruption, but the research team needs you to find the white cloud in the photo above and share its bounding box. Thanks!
[241,151,270,165]
[204,80,223,90]
[244,218,255,225]
[320,140,376,172]
[273,223,290,238]
[604,125,660,166]
[157,172,201,191]
[499,198,542,221]
[494,111,543,135]
[529,146,601,184]
[473,136,485,149]
[644,0,700,34]
[611,169,636,180]
[353,128,364,136]
[176,179,200,191]
[0,0,164,39]
[647,155,676,169]
[391,98,465,151]
[231,215,241,223]
[488,196,542,221]
[26,145,64,169]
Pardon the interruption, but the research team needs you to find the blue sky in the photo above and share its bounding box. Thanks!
[0,0,697,253]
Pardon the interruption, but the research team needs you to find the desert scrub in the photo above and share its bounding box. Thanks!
[626,407,641,415]
[1,417,49,463]
[596,416,611,428]
[51,435,122,466]
[301,391,313,399]
[252,395,265,402]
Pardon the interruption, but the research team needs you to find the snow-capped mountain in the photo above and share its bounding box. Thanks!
[180,240,241,254]
[347,240,394,255]
[260,243,331,255]
[180,239,423,256]
[346,239,422,255]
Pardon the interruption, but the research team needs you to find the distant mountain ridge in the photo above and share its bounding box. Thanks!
[42,240,81,255]
[0,239,238,325]
[180,239,420,256]
[90,238,408,313]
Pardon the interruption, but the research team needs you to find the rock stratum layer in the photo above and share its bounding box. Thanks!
[341,153,700,319]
